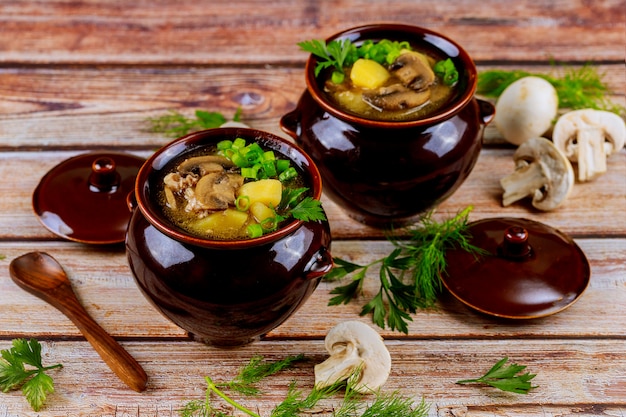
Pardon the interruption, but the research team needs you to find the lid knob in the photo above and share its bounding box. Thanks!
[499,226,532,259]
[89,157,121,192]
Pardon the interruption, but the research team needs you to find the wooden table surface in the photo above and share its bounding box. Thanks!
[1,1,624,416]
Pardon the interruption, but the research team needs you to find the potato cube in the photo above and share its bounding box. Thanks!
[191,209,249,238]
[350,58,390,89]
[249,201,275,223]
[237,179,282,207]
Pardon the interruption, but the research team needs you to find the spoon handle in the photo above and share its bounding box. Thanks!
[53,287,148,392]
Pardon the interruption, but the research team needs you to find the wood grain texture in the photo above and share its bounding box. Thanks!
[0,65,623,150]
[0,339,623,416]
[0,0,624,64]
[1,237,624,340]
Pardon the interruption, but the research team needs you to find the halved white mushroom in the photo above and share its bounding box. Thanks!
[500,137,574,211]
[552,109,626,182]
[314,321,391,394]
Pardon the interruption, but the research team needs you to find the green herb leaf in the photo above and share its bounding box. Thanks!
[0,339,63,411]
[477,65,625,115]
[217,354,305,396]
[434,58,459,86]
[325,206,486,333]
[184,353,430,417]
[147,108,242,138]
[456,356,538,394]
[298,39,357,78]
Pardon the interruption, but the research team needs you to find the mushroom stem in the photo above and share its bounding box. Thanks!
[501,162,548,207]
[576,126,608,181]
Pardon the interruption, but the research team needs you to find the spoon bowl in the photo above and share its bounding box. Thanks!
[9,251,148,392]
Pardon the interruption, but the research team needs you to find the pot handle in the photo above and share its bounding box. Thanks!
[279,108,302,140]
[126,191,137,212]
[477,98,496,125]
[303,246,334,280]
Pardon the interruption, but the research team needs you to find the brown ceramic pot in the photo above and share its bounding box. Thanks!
[125,128,332,346]
[281,24,495,227]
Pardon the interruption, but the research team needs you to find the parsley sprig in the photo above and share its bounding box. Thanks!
[278,187,326,223]
[0,339,63,411]
[147,108,243,138]
[325,206,486,334]
[456,357,538,394]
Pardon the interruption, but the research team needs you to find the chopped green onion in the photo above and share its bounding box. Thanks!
[232,137,246,150]
[263,151,275,161]
[262,160,277,177]
[217,140,232,150]
[247,223,263,238]
[231,152,248,168]
[235,195,250,211]
[279,167,298,182]
[260,217,277,231]
[276,159,290,173]
[241,165,260,179]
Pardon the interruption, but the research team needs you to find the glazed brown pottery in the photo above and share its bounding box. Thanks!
[281,24,495,227]
[443,217,590,319]
[33,152,144,244]
[125,128,332,346]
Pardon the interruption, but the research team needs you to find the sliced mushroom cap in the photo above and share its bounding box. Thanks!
[314,321,391,394]
[363,83,431,111]
[195,172,243,210]
[500,137,574,211]
[389,50,435,90]
[177,155,235,176]
[552,109,626,182]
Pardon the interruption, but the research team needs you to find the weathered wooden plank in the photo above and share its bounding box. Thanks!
[0,237,623,339]
[0,339,623,416]
[0,0,624,64]
[0,148,623,241]
[0,65,623,150]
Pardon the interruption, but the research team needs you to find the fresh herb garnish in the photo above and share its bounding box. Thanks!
[215,354,305,396]
[181,354,429,417]
[434,58,459,86]
[147,108,243,138]
[477,65,625,115]
[456,356,538,394]
[278,188,326,223]
[325,206,485,334]
[298,39,357,84]
[0,338,63,411]
[299,38,459,87]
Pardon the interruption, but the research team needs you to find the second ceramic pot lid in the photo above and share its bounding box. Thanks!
[33,152,145,244]
[442,217,590,319]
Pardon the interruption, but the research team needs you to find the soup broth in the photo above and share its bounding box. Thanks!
[321,42,457,121]
[157,140,309,241]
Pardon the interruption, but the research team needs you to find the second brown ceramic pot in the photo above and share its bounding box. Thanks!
[281,24,495,227]
[125,128,332,347]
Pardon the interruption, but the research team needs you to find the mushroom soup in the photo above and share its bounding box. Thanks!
[156,138,315,240]
[312,39,459,121]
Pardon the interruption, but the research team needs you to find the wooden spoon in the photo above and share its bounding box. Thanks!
[9,251,148,392]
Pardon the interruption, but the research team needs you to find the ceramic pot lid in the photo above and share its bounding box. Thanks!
[442,217,590,319]
[33,152,145,244]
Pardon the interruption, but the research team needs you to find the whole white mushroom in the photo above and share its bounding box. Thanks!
[494,76,559,145]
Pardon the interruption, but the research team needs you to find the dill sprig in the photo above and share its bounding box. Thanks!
[147,108,243,138]
[180,354,430,417]
[325,206,486,334]
[477,64,625,115]
[215,354,305,396]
